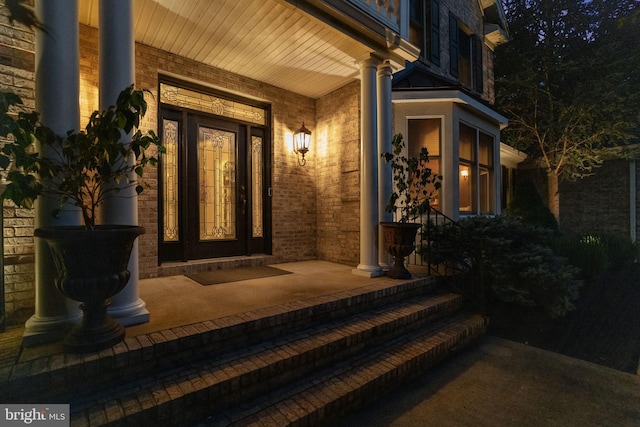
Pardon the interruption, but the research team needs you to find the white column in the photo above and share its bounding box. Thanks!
[99,0,149,326]
[377,61,393,269]
[24,0,83,346]
[353,56,384,278]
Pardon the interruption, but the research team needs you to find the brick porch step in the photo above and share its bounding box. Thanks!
[204,313,486,426]
[70,292,466,425]
[1,277,487,426]
[0,277,437,404]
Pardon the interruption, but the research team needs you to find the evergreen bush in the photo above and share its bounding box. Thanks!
[505,179,559,234]
[553,233,638,281]
[428,215,581,317]
[552,235,609,282]
[599,234,638,269]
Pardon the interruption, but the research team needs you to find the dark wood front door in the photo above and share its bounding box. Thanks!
[159,108,270,262]
[186,115,246,259]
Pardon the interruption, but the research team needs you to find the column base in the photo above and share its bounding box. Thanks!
[378,262,391,271]
[23,311,82,347]
[352,264,385,278]
[108,298,150,327]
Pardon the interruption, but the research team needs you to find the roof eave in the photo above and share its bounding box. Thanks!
[393,88,509,128]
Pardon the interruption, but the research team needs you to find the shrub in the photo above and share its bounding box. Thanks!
[505,179,559,234]
[552,235,609,282]
[553,233,638,281]
[427,215,581,317]
[599,234,638,269]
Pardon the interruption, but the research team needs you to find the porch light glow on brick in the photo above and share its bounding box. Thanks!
[293,122,311,166]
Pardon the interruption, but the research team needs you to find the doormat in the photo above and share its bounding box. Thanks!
[187,265,292,286]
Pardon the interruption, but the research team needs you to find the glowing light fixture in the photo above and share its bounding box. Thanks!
[461,168,469,179]
[293,122,311,166]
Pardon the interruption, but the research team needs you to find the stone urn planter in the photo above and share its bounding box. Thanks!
[0,86,162,352]
[380,133,441,279]
[380,222,421,279]
[35,225,144,353]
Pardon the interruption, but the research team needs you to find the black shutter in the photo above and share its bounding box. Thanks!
[409,0,424,53]
[473,35,484,93]
[429,0,440,65]
[449,12,458,78]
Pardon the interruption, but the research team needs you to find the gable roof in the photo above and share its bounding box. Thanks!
[392,62,458,89]
[392,63,508,128]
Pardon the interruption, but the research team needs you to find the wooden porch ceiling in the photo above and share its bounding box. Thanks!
[79,0,376,99]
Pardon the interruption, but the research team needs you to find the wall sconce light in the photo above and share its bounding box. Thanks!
[293,122,311,166]
[461,169,469,180]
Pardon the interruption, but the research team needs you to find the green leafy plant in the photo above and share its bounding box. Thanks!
[428,215,582,317]
[505,178,559,234]
[381,133,441,222]
[0,85,164,229]
[553,233,639,281]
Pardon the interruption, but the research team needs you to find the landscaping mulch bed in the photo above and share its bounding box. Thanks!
[488,263,640,374]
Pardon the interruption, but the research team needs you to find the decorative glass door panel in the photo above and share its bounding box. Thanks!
[185,117,245,259]
[162,118,179,242]
[198,127,236,240]
[251,136,263,238]
[159,91,271,263]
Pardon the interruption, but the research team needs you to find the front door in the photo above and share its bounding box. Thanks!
[159,104,270,263]
[187,115,246,259]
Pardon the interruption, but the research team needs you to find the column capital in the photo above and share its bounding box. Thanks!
[357,53,381,70]
[377,60,394,77]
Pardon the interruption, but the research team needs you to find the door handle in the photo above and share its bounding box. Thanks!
[240,185,247,215]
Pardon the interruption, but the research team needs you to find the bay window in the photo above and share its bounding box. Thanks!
[408,118,441,209]
[459,123,495,215]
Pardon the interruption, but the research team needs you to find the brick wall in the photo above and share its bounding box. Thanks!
[0,5,36,325]
[519,159,636,240]
[484,45,495,104]
[315,81,361,265]
[78,25,319,277]
[560,159,633,239]
[78,25,99,126]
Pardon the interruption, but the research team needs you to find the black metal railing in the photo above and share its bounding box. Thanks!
[406,207,486,314]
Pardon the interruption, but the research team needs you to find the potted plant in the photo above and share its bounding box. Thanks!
[381,133,441,279]
[0,85,164,352]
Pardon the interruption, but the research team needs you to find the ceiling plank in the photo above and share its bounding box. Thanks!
[77,0,376,98]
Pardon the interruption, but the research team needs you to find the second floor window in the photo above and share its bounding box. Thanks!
[449,13,483,94]
[410,0,440,66]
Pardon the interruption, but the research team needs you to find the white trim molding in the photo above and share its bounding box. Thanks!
[393,89,508,129]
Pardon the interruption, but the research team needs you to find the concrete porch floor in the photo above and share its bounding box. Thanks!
[1,260,639,426]
[5,260,388,362]
[128,260,384,337]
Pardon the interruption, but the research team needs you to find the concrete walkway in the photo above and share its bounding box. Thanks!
[338,336,640,427]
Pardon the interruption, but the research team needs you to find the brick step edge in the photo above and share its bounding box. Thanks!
[0,276,437,401]
[68,293,463,425]
[208,313,487,427]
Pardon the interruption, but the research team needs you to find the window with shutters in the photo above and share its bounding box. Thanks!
[449,13,483,94]
[409,0,440,65]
